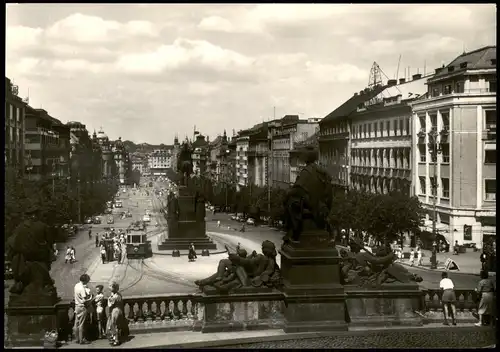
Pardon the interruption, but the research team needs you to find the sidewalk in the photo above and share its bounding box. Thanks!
[60,323,487,349]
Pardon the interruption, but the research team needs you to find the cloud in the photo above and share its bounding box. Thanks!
[5,4,496,144]
[115,38,255,75]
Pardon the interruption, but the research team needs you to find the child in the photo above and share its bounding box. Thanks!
[409,248,415,267]
[94,285,106,339]
[417,247,423,266]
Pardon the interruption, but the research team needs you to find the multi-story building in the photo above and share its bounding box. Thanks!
[289,133,319,183]
[131,155,149,176]
[208,135,223,181]
[171,136,180,172]
[148,147,174,176]
[94,128,116,179]
[319,86,386,193]
[192,135,209,176]
[24,106,70,181]
[410,45,496,248]
[349,75,430,195]
[113,137,131,185]
[67,121,102,182]
[5,77,26,173]
[235,123,268,189]
[269,115,320,188]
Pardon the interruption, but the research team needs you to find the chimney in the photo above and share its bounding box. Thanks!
[363,88,369,93]
[359,90,364,95]
[412,73,422,80]
[399,78,406,84]
[354,92,358,96]
[387,79,397,86]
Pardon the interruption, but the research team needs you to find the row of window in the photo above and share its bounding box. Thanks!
[430,76,496,97]
[353,117,411,140]
[418,176,496,201]
[351,175,411,195]
[351,148,411,169]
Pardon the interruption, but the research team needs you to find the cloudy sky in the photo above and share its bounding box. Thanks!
[6,4,496,144]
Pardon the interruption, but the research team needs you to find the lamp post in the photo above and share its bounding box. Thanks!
[428,129,442,270]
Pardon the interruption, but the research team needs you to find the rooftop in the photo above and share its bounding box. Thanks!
[432,45,496,79]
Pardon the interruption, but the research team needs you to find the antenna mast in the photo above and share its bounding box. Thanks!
[395,54,402,79]
[368,62,383,89]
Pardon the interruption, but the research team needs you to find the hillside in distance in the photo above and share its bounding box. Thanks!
[122,140,169,153]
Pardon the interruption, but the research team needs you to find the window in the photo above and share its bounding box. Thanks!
[418,145,426,162]
[419,115,426,131]
[419,176,426,194]
[441,111,450,131]
[485,110,496,130]
[386,121,390,135]
[485,179,496,201]
[406,117,410,135]
[441,143,450,163]
[441,178,450,198]
[470,76,479,82]
[367,123,371,138]
[379,122,384,137]
[484,150,496,164]
[455,82,464,93]
[394,119,398,135]
[430,177,437,196]
[374,123,378,137]
[399,118,404,135]
[432,87,440,97]
[489,80,497,93]
[363,124,367,138]
[443,85,452,94]
[429,113,437,131]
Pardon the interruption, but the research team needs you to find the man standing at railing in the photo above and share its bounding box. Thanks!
[73,274,93,345]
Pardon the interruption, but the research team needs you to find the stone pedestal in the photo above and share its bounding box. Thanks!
[5,304,57,347]
[160,186,216,251]
[279,226,347,333]
[344,284,424,327]
[200,290,284,333]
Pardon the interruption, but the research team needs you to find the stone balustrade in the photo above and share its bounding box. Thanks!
[7,288,488,345]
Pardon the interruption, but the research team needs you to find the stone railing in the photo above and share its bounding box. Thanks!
[9,288,485,344]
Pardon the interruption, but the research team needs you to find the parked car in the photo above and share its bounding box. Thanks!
[85,217,93,224]
[143,214,151,223]
[104,208,113,214]
[231,215,237,221]
[126,211,132,218]
[107,216,114,224]
[5,261,13,280]
[246,218,256,226]
[93,216,102,225]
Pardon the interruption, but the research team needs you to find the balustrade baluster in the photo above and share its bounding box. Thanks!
[173,299,181,320]
[186,300,194,319]
[180,299,188,319]
[150,301,159,322]
[136,301,145,323]
[168,300,175,320]
[160,301,167,321]
[127,303,135,322]
[457,292,465,312]
[143,301,152,322]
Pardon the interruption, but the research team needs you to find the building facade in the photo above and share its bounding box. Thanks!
[113,137,131,185]
[319,87,387,193]
[24,106,70,181]
[5,77,26,173]
[410,46,496,248]
[269,115,319,188]
[235,135,250,189]
[349,75,429,195]
[192,135,209,177]
[148,147,174,176]
[289,133,319,183]
[94,128,116,179]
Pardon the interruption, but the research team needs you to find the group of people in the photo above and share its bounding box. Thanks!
[95,229,126,264]
[439,270,496,327]
[73,274,129,346]
[408,247,423,266]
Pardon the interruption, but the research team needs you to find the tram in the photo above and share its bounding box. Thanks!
[126,232,152,259]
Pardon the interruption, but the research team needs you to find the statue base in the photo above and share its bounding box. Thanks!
[200,291,284,333]
[344,284,424,327]
[159,236,217,251]
[5,303,58,348]
[279,228,347,333]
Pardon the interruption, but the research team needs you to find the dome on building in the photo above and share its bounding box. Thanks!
[97,128,108,140]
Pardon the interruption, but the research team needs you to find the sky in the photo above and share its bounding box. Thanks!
[6,4,496,145]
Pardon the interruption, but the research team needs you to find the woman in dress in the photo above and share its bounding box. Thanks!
[106,282,129,346]
[416,247,423,266]
[475,270,496,326]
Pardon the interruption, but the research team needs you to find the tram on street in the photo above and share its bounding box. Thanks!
[126,232,152,259]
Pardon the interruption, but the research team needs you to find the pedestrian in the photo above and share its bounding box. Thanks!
[188,243,197,262]
[89,229,92,240]
[217,220,221,228]
[236,242,241,253]
[475,270,496,327]
[453,240,459,255]
[73,274,93,345]
[65,246,72,264]
[480,251,488,272]
[95,235,99,248]
[94,284,106,339]
[53,243,59,258]
[439,272,457,326]
[409,248,415,267]
[100,244,107,264]
[70,246,76,263]
[416,247,423,266]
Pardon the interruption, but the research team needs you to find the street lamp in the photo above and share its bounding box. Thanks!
[428,129,442,270]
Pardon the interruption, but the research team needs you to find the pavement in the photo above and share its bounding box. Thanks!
[59,322,490,349]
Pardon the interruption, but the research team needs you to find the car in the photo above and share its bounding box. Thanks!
[231,215,237,221]
[246,218,255,226]
[5,261,13,280]
[85,217,93,224]
[126,211,132,218]
[107,216,114,224]
[146,210,151,216]
[143,214,151,223]
[93,216,102,225]
[104,208,113,214]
